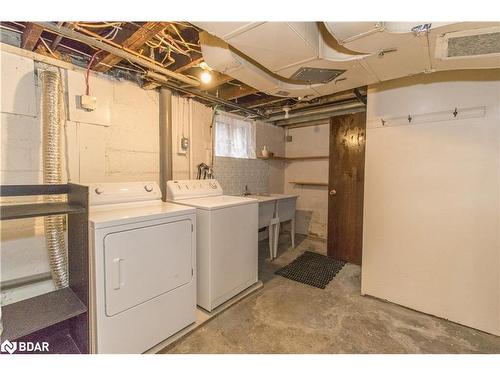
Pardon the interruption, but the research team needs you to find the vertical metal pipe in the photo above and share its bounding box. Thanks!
[40,69,68,289]
[159,88,173,201]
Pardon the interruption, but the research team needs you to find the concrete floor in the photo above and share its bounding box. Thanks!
[162,234,500,354]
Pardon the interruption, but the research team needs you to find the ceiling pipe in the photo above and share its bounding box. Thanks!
[265,98,364,123]
[34,22,200,87]
[145,71,266,119]
[274,105,366,128]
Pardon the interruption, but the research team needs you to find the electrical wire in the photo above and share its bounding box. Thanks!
[124,58,148,74]
[75,22,123,29]
[39,37,58,59]
[167,24,201,53]
[101,25,121,41]
[85,50,101,95]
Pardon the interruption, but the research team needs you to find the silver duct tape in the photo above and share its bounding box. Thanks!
[39,69,68,289]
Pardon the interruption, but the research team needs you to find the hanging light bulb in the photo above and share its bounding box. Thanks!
[200,70,212,84]
[199,61,212,84]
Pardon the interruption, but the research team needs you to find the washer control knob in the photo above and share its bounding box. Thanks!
[144,184,154,192]
[95,187,104,195]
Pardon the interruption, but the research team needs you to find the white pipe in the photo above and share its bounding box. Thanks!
[188,99,193,179]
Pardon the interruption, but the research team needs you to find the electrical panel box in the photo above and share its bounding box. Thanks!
[79,95,97,112]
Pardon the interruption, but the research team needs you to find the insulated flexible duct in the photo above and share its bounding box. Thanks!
[40,69,68,289]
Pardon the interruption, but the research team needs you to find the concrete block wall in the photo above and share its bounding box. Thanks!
[1,49,160,304]
[0,50,160,186]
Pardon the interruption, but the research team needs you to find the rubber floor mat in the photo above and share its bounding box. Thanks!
[275,251,346,289]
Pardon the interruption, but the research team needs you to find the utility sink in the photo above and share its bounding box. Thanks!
[241,194,298,228]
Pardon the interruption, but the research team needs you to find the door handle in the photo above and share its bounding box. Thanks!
[113,258,125,290]
[329,189,337,196]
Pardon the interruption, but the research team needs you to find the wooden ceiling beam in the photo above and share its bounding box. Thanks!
[94,22,168,72]
[174,57,204,73]
[142,80,161,90]
[21,23,44,51]
[246,96,289,108]
[201,72,233,90]
[217,85,259,101]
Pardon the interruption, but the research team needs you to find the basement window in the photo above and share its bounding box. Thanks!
[215,113,256,159]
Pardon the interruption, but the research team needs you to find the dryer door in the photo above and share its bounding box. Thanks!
[103,219,193,316]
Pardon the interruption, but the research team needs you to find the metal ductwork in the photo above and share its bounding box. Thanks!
[40,69,68,289]
[195,22,500,100]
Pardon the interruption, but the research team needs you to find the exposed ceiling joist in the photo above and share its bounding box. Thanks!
[142,80,161,90]
[21,23,43,50]
[174,57,203,72]
[201,72,233,90]
[50,22,68,50]
[218,85,258,101]
[145,70,265,118]
[94,22,168,72]
[246,96,290,108]
[34,22,200,86]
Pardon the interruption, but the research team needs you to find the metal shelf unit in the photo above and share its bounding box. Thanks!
[0,183,89,354]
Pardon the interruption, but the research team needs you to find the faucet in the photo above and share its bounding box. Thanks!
[243,185,251,196]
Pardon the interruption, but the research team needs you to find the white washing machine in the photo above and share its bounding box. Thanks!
[166,179,258,312]
[88,181,196,353]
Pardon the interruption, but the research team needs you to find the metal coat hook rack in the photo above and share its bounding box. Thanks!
[367,106,486,129]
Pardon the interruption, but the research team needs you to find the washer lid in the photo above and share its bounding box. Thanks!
[89,201,195,229]
[174,195,258,210]
[166,179,223,200]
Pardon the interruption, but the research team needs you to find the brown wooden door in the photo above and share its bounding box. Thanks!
[327,112,366,265]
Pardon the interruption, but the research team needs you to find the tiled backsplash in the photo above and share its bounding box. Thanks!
[213,156,270,196]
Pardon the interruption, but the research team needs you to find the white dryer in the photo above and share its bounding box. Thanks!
[88,182,196,353]
[166,179,259,312]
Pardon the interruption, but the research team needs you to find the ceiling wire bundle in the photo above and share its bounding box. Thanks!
[74,22,123,42]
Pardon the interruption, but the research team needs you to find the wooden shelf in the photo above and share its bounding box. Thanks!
[0,202,86,220]
[289,181,329,186]
[257,155,287,160]
[1,287,87,342]
[258,155,329,161]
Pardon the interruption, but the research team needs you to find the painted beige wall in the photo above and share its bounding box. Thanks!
[284,124,329,239]
[362,70,500,335]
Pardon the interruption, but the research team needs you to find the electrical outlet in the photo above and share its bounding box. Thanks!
[285,135,293,142]
[178,137,189,154]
